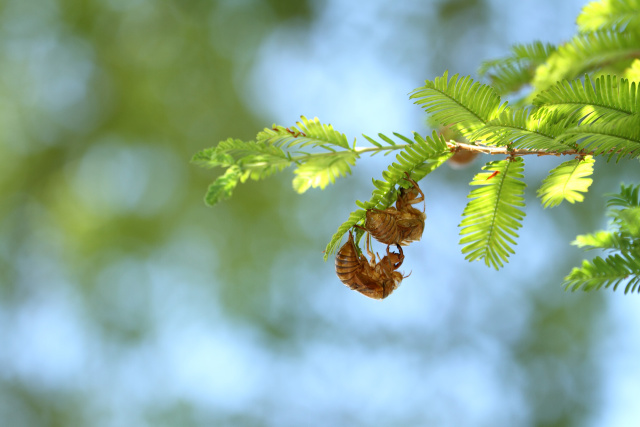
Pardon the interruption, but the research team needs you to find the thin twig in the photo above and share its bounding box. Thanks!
[448,141,582,157]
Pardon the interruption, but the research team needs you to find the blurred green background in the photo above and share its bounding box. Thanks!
[1,0,639,426]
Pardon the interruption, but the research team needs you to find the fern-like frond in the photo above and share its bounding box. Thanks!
[564,252,640,293]
[566,182,640,293]
[362,132,415,156]
[483,63,533,96]
[537,156,595,208]
[193,138,291,181]
[323,131,452,260]
[532,30,640,94]
[292,151,358,193]
[203,165,243,206]
[577,0,640,32]
[194,138,292,206]
[479,42,556,75]
[191,146,235,168]
[471,108,570,150]
[410,71,510,138]
[606,182,640,208]
[257,115,353,151]
[573,230,637,252]
[459,157,527,269]
[194,117,364,204]
[479,42,557,95]
[533,75,639,124]
[611,207,640,238]
[559,113,640,161]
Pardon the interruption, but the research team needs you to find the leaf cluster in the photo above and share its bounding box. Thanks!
[564,184,640,293]
[480,0,640,99]
[192,116,360,205]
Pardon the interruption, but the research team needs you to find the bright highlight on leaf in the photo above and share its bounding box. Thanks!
[531,30,640,94]
[577,0,640,32]
[538,156,595,208]
[471,108,569,151]
[292,152,357,194]
[459,158,527,270]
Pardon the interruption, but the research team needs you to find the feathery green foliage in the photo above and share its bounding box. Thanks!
[532,30,640,94]
[410,71,510,138]
[559,114,640,161]
[471,108,570,150]
[479,42,557,95]
[565,183,640,293]
[459,157,527,270]
[565,254,640,293]
[194,0,640,295]
[537,156,595,208]
[192,116,360,205]
[577,0,640,32]
[533,75,640,124]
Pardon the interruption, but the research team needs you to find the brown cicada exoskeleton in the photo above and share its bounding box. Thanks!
[364,173,426,246]
[335,231,406,299]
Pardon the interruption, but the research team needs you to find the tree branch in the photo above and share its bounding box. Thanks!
[448,141,582,157]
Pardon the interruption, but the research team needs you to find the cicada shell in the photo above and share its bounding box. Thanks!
[364,173,426,246]
[335,231,405,300]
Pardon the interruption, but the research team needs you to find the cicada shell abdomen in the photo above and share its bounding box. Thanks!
[395,177,426,245]
[352,271,389,299]
[365,208,402,246]
[335,232,403,300]
[335,232,362,286]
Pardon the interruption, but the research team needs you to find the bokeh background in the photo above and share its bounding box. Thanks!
[1,0,640,426]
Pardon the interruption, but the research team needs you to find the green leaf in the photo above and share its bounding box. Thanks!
[204,166,242,206]
[606,182,640,209]
[572,230,634,252]
[533,75,640,124]
[471,108,570,151]
[565,183,640,293]
[564,252,640,293]
[459,157,527,269]
[258,116,353,151]
[410,71,509,138]
[537,155,595,208]
[532,30,640,93]
[478,41,557,95]
[292,151,358,194]
[577,0,640,32]
[559,114,640,161]
[612,207,640,238]
[624,58,640,81]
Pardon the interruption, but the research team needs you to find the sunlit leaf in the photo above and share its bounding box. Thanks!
[538,156,595,208]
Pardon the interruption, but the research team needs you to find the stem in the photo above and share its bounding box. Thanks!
[243,140,582,171]
[288,145,399,164]
[447,141,582,157]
